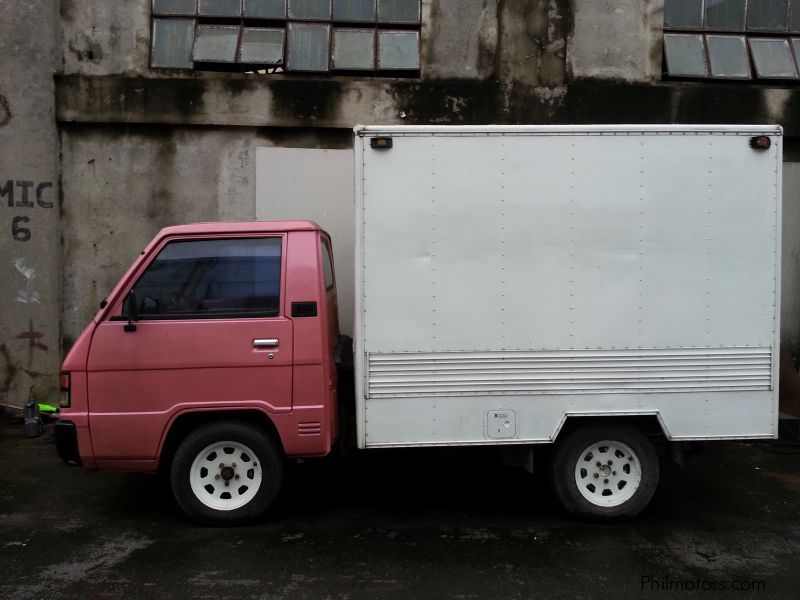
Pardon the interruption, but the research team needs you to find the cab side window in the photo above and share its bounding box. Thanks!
[321,239,335,291]
[126,237,282,319]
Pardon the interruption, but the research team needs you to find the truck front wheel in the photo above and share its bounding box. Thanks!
[550,424,659,521]
[170,421,283,525]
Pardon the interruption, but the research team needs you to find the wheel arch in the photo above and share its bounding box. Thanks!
[552,413,671,445]
[158,409,285,475]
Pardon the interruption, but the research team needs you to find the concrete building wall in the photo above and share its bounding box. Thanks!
[569,0,663,82]
[0,0,62,408]
[3,0,800,412]
[780,163,800,413]
[59,125,352,345]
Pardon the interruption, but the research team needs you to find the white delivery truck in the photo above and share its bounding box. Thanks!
[57,125,782,524]
[353,125,781,519]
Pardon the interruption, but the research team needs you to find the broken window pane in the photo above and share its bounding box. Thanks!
[197,0,242,16]
[152,18,195,68]
[244,0,286,18]
[663,33,708,77]
[240,28,284,63]
[377,0,420,23]
[333,0,375,21]
[288,0,331,20]
[791,0,800,32]
[750,37,798,77]
[706,35,751,78]
[663,0,703,29]
[287,22,330,71]
[377,30,419,69]
[193,25,240,62]
[333,28,375,69]
[705,0,746,30]
[153,0,197,15]
[747,0,788,32]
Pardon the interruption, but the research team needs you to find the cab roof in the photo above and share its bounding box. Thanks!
[156,220,323,238]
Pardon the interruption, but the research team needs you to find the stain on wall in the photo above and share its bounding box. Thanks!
[0,94,11,127]
[69,33,104,63]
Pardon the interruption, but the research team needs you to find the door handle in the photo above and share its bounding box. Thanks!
[253,338,279,348]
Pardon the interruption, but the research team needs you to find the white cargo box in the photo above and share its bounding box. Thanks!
[353,125,781,449]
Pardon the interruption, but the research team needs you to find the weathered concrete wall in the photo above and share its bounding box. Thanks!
[61,0,150,76]
[46,0,800,423]
[422,0,498,80]
[780,162,800,415]
[569,0,663,82]
[60,0,508,81]
[60,125,351,345]
[55,75,800,136]
[59,0,667,85]
[0,0,61,407]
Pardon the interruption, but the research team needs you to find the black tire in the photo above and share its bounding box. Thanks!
[550,424,659,522]
[169,420,284,525]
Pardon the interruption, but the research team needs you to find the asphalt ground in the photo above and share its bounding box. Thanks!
[1,416,799,600]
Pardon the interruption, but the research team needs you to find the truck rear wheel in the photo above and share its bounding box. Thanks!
[170,421,283,525]
[550,424,659,521]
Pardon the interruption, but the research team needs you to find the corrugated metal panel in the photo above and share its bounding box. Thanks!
[367,347,772,397]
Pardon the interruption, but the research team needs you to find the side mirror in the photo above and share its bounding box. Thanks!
[124,291,139,333]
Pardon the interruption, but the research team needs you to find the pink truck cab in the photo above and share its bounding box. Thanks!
[55,221,342,524]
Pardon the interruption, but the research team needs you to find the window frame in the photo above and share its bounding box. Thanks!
[149,0,420,74]
[662,0,800,82]
[321,237,336,291]
[115,234,287,322]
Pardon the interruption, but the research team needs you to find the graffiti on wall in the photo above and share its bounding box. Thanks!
[1,179,55,241]
[13,258,40,304]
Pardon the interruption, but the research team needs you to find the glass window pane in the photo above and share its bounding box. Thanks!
[130,238,283,319]
[791,0,800,32]
[193,25,240,62]
[792,38,800,64]
[197,0,242,16]
[333,28,375,69]
[378,30,419,69]
[377,0,420,23]
[706,35,751,77]
[152,18,195,68]
[664,0,703,29]
[747,0,788,32]
[750,37,798,77]
[705,0,746,30]
[239,28,284,63]
[244,0,286,17]
[153,0,197,15]
[663,33,708,77]
[333,0,375,21]
[287,23,331,71]
[288,0,331,19]
[321,240,335,290]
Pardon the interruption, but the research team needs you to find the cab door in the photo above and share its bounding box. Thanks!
[87,235,292,460]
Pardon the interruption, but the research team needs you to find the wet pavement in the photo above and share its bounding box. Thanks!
[1,416,799,600]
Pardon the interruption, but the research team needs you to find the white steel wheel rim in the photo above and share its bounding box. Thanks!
[189,441,263,511]
[574,439,642,508]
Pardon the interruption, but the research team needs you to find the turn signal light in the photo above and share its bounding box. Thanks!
[59,372,71,408]
[750,136,771,150]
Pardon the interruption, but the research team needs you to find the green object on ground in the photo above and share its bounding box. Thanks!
[37,403,58,414]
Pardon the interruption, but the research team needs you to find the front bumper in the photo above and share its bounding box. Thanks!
[54,420,82,466]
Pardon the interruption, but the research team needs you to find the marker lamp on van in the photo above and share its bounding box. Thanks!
[59,372,70,408]
[370,137,393,149]
[750,136,771,150]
